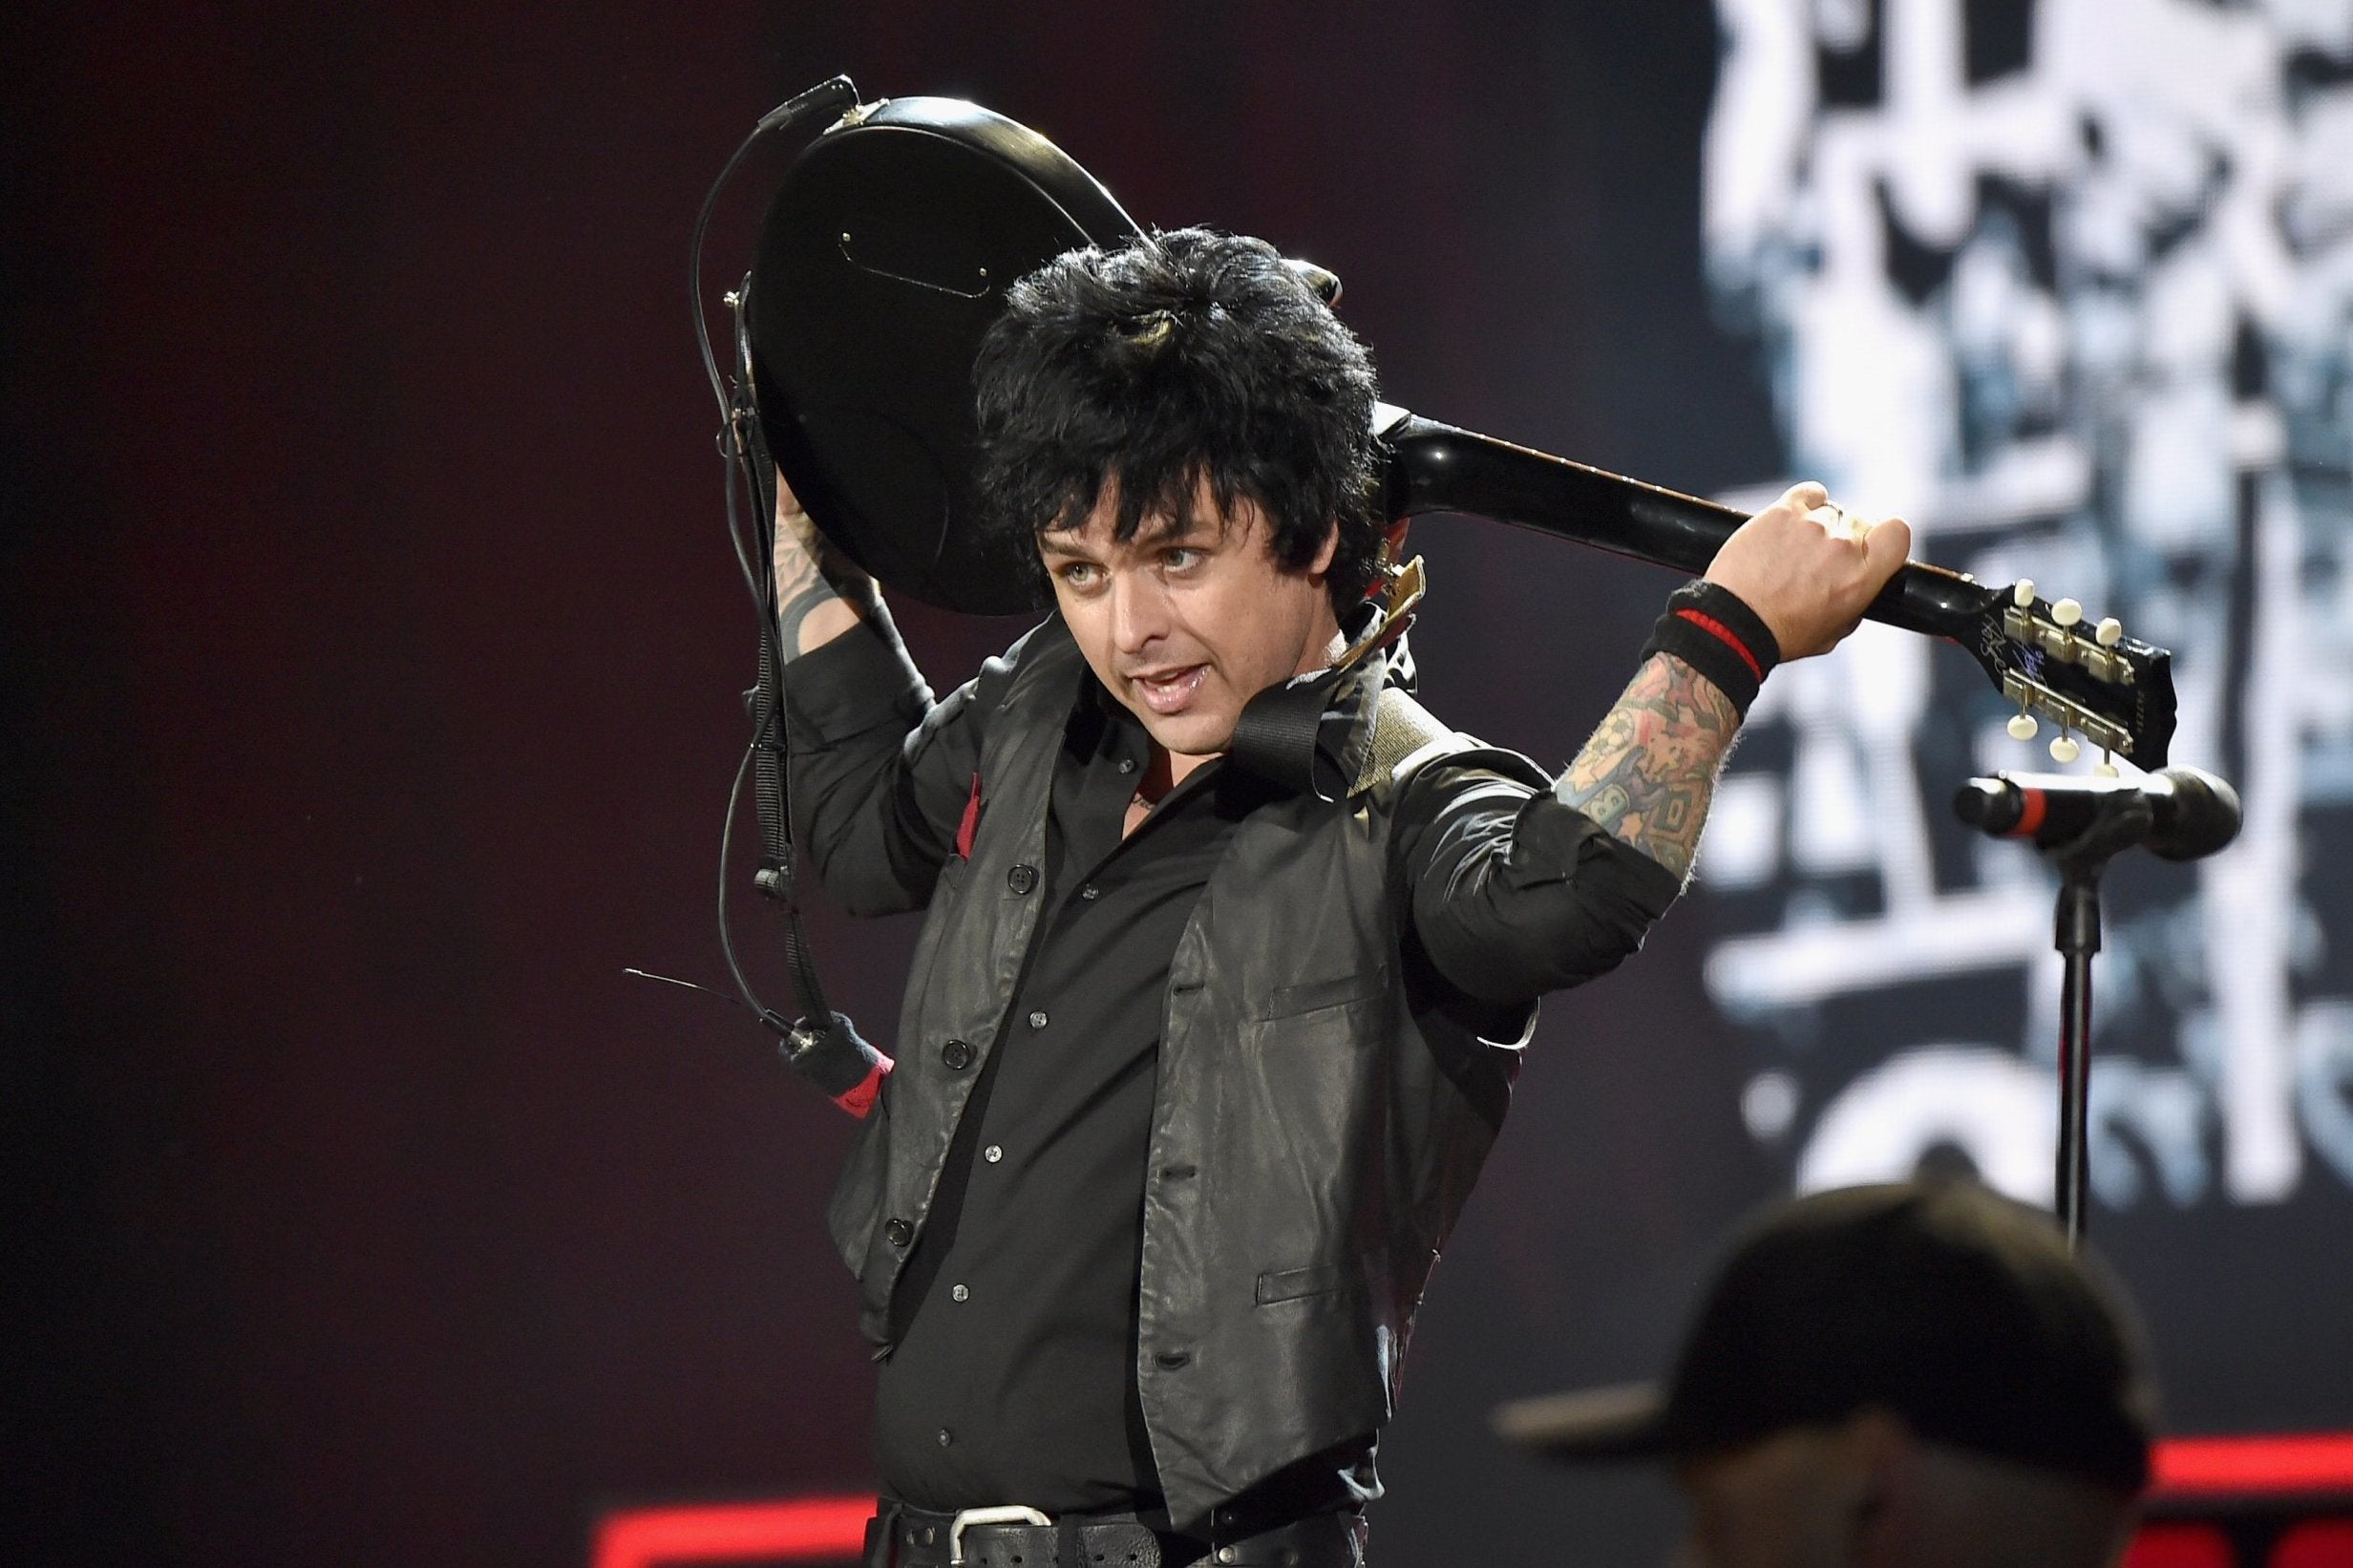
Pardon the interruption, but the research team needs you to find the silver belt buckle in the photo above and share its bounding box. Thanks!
[948,1505,1053,1565]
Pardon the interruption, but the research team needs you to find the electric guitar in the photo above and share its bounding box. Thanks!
[743,88,2177,767]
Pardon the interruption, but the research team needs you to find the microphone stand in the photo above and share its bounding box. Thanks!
[1958,763,2238,1250]
[2044,797,2156,1251]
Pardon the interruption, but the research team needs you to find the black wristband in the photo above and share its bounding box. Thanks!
[1639,580,1782,718]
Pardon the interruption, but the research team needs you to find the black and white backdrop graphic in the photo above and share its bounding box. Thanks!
[1697,0,2353,1218]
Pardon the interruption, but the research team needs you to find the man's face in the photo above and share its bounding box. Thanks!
[1041,478,1342,757]
[1674,1428,1864,1568]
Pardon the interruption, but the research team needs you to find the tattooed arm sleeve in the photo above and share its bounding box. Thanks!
[1394,653,1723,1007]
[771,487,877,657]
[1553,650,1742,883]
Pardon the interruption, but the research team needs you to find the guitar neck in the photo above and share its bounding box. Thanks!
[1381,415,1987,642]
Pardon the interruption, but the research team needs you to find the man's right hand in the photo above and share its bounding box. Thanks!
[771,472,868,657]
[1703,481,1911,661]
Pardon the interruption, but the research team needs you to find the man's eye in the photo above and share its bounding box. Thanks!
[1161,547,1201,570]
[1057,562,1102,587]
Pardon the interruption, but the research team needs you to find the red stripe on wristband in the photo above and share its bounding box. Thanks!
[833,1055,894,1119]
[1674,608,1766,684]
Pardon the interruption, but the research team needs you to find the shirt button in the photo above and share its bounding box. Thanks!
[884,1218,913,1247]
[938,1429,953,1447]
[951,1283,969,1302]
[1116,757,1136,774]
[1079,884,1100,901]
[1007,862,1039,895]
[941,1038,974,1070]
[984,1144,1003,1163]
[1028,1009,1049,1029]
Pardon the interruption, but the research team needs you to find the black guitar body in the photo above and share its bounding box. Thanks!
[748,97,1139,615]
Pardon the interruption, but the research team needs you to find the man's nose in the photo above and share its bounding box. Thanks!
[1108,568,1171,653]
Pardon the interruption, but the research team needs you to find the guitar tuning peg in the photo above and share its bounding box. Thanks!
[2013,579,2036,608]
[2007,711,2040,741]
[2051,597,2084,627]
[2095,617,2123,647]
[2094,752,2119,778]
[2049,733,2082,764]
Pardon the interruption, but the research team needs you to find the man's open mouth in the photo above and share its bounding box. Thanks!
[1130,665,1208,715]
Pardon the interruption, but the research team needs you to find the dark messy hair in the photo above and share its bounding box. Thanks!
[972,227,1383,612]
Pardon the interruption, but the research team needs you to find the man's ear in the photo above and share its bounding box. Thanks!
[1842,1409,1922,1568]
[1311,519,1341,578]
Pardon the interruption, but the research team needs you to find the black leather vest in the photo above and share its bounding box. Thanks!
[826,619,1548,1535]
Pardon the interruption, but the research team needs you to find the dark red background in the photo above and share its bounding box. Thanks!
[26,8,2317,1567]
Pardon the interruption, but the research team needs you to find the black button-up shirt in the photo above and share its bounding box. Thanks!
[876,689,1274,1516]
[781,625,1682,1522]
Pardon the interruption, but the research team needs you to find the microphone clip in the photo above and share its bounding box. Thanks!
[2045,789,2157,873]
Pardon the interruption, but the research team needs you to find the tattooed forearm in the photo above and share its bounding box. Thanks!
[772,495,869,658]
[1554,651,1743,883]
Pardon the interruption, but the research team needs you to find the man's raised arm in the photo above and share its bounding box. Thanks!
[765,473,983,919]
[1401,482,1910,1006]
[1554,481,1911,882]
[771,475,874,657]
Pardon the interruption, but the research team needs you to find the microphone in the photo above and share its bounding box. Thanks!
[1953,766,2241,861]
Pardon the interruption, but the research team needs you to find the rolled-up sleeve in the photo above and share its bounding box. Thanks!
[778,622,994,917]
[1400,766,1685,1007]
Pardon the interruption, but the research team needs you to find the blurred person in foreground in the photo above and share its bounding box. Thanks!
[1494,1180,2155,1568]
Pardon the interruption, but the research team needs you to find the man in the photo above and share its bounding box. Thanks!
[768,227,1909,1567]
[1493,1180,2156,1568]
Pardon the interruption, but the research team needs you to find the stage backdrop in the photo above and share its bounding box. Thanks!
[7,4,2347,1565]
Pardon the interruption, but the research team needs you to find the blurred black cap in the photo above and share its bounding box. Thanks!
[1493,1181,2155,1494]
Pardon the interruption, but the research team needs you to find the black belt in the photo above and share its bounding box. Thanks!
[864,1499,1368,1568]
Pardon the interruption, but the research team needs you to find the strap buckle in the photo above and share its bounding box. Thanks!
[948,1506,1052,1566]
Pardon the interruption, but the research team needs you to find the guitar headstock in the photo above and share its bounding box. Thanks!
[1951,577,2177,771]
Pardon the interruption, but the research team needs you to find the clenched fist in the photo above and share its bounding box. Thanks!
[1704,482,1911,660]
